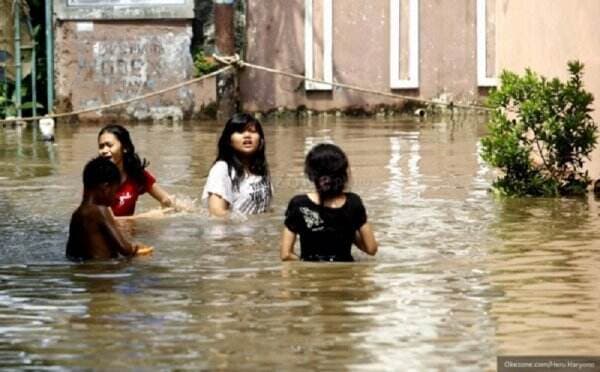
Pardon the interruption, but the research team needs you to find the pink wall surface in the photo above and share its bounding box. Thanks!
[495,0,600,178]
[240,0,491,113]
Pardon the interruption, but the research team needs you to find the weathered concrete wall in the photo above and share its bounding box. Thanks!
[240,0,492,113]
[54,20,216,121]
[495,0,600,178]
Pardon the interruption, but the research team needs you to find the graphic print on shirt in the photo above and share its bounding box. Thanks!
[299,207,324,231]
[237,177,271,214]
[119,192,132,206]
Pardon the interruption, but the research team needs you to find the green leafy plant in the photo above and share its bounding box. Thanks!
[193,49,219,77]
[0,80,44,119]
[481,61,597,196]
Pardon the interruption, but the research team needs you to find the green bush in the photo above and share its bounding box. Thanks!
[481,61,597,196]
[193,49,219,77]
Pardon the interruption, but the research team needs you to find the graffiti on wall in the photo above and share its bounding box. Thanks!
[78,31,195,117]
[92,40,156,89]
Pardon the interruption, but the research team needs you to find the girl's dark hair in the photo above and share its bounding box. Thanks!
[98,124,148,188]
[305,143,349,204]
[215,113,270,191]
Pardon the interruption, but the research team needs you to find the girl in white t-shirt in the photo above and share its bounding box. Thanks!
[202,113,272,217]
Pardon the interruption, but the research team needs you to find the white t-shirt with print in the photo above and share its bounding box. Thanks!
[201,161,272,215]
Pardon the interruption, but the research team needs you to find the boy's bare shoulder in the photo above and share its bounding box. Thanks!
[72,203,108,222]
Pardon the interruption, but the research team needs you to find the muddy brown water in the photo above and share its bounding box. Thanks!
[1,117,600,370]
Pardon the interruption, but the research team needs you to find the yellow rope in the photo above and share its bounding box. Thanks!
[0,65,233,124]
[1,55,494,124]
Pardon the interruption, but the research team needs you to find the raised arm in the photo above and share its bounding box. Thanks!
[280,227,300,261]
[354,223,378,256]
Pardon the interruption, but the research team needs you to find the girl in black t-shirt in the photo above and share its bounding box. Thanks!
[281,143,378,262]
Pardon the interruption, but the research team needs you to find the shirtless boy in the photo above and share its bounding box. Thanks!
[66,157,153,261]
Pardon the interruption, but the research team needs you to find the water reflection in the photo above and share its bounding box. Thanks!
[1,117,600,369]
[488,196,600,355]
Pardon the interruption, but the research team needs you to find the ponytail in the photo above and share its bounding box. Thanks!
[305,143,349,205]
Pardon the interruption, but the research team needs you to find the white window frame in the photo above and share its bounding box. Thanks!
[477,0,497,86]
[390,0,419,89]
[304,0,333,90]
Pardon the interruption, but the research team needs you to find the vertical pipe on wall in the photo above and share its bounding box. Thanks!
[14,0,22,118]
[45,0,54,113]
[214,0,235,56]
[214,0,237,121]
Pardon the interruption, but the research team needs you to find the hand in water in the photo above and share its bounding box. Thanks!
[169,196,196,213]
[135,244,154,256]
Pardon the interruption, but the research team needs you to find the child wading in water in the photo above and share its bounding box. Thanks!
[98,124,177,217]
[202,113,272,217]
[281,143,378,261]
[66,157,153,261]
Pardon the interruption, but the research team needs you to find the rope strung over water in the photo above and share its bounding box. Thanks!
[0,55,493,124]
[0,66,233,124]
[215,55,493,113]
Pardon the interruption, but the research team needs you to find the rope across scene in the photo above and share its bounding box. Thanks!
[0,66,233,124]
[1,56,493,124]
[235,59,493,112]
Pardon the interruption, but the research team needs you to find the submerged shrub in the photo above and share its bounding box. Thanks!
[481,61,598,196]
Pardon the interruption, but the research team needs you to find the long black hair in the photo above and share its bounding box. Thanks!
[215,113,270,191]
[305,143,349,205]
[98,124,148,188]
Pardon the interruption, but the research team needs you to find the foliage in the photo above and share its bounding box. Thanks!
[481,61,597,196]
[1,80,44,119]
[1,0,46,118]
[193,49,219,77]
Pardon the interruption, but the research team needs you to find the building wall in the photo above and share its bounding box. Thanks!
[240,0,496,113]
[494,0,600,177]
[53,1,216,121]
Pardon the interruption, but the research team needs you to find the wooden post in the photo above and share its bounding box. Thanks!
[214,0,237,121]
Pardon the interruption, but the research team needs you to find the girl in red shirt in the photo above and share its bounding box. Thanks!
[98,124,175,217]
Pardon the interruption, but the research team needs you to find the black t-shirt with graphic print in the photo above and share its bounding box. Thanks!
[284,192,367,262]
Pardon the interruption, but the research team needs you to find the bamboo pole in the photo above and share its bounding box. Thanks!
[14,0,22,118]
[45,0,53,113]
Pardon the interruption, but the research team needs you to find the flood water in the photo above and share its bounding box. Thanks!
[1,116,600,370]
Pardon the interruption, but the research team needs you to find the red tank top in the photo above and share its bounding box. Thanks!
[110,170,156,216]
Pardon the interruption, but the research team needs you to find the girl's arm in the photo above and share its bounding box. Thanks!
[280,227,300,261]
[354,223,378,256]
[207,193,230,217]
[148,183,173,208]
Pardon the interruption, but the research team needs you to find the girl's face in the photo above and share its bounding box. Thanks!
[230,124,261,157]
[98,132,124,167]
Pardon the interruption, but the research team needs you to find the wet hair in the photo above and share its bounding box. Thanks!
[98,124,148,189]
[594,179,600,195]
[215,113,270,191]
[83,156,120,189]
[305,143,349,204]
